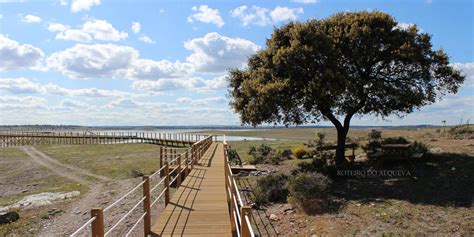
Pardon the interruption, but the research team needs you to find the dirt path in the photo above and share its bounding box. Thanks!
[18,146,147,236]
[20,146,110,184]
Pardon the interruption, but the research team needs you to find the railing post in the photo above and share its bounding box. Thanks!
[164,162,170,206]
[241,206,252,237]
[230,194,237,236]
[185,151,189,177]
[177,154,182,187]
[160,146,164,177]
[142,176,151,236]
[91,208,104,237]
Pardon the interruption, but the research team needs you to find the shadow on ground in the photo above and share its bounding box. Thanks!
[330,152,474,208]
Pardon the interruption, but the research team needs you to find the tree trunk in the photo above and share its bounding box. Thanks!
[335,126,348,167]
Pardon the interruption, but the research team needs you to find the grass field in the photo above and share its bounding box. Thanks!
[37,143,162,179]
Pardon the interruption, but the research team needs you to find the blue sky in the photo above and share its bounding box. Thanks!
[0,0,472,126]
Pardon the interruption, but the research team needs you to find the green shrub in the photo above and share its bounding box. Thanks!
[362,129,383,152]
[248,144,279,164]
[292,146,308,159]
[280,149,292,159]
[382,136,410,145]
[227,147,241,165]
[410,140,429,154]
[288,172,332,214]
[251,174,288,206]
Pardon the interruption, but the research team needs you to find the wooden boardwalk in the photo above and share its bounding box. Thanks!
[152,143,231,237]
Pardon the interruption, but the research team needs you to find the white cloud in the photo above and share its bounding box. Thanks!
[0,96,46,110]
[231,5,303,27]
[47,20,127,42]
[106,98,139,108]
[21,14,42,23]
[47,43,138,79]
[231,5,270,26]
[131,21,141,34]
[59,0,68,6]
[0,77,43,94]
[291,0,318,3]
[132,77,205,91]
[56,29,93,43]
[452,62,474,88]
[59,99,91,109]
[0,35,44,71]
[187,5,224,28]
[0,77,134,98]
[82,19,128,41]
[139,35,155,44]
[48,23,70,32]
[395,22,424,32]
[132,75,227,92]
[46,43,190,81]
[127,58,190,80]
[270,6,303,22]
[71,0,101,13]
[176,96,227,105]
[184,32,260,73]
[176,97,193,103]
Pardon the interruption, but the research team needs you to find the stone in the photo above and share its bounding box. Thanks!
[269,214,279,221]
[0,212,20,225]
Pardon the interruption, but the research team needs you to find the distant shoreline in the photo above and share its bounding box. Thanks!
[0,124,447,131]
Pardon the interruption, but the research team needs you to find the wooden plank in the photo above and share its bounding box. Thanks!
[152,143,231,237]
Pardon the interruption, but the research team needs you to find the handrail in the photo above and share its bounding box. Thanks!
[70,216,96,237]
[0,130,212,148]
[103,180,146,213]
[70,134,214,237]
[223,141,255,237]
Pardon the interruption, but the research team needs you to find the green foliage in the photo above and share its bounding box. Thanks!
[227,147,242,165]
[251,174,289,206]
[280,149,293,159]
[382,137,410,145]
[292,146,308,159]
[248,144,282,164]
[363,129,383,152]
[288,172,332,214]
[410,141,429,154]
[228,11,464,165]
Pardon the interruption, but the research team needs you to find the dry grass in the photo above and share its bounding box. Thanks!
[37,143,162,179]
[228,127,474,236]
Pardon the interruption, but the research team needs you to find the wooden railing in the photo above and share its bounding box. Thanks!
[224,137,255,237]
[0,131,209,147]
[70,135,213,237]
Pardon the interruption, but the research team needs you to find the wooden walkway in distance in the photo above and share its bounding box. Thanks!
[152,143,231,237]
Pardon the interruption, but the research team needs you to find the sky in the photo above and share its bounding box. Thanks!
[0,0,473,126]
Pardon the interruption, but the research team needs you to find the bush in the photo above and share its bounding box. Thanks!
[130,168,144,178]
[248,144,280,164]
[362,129,383,152]
[288,172,332,214]
[382,136,410,145]
[251,174,288,206]
[410,140,429,154]
[227,147,241,165]
[281,149,292,159]
[292,146,308,159]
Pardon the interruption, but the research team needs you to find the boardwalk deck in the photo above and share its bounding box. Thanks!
[152,143,231,237]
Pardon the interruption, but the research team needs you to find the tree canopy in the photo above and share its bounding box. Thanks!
[228,11,465,165]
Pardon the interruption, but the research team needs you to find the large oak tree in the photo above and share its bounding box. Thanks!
[228,11,465,166]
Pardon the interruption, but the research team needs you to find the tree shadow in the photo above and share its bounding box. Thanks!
[330,152,474,208]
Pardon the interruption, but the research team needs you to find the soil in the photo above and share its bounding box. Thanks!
[1,146,165,236]
[238,137,474,236]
